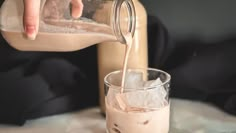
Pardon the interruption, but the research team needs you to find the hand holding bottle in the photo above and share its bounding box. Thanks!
[23,0,83,40]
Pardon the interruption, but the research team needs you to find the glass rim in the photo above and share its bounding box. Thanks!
[104,68,171,91]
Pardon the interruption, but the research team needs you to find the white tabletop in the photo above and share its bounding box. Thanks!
[0,98,236,133]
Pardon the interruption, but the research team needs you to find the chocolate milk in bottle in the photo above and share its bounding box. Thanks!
[0,0,135,52]
[96,0,148,114]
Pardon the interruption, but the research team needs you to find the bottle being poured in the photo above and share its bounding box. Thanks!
[0,0,135,52]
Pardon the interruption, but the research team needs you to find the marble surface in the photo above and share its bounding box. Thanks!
[0,98,236,133]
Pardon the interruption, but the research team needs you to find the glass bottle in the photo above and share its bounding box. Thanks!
[97,0,148,114]
[0,0,135,51]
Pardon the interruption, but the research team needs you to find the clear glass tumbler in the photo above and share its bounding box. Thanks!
[104,68,171,133]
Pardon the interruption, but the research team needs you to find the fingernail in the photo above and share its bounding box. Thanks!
[72,11,82,19]
[25,26,36,40]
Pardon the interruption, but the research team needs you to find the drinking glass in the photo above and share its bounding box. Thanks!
[104,68,171,133]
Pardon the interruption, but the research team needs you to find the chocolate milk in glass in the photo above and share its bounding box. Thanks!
[106,102,170,133]
[104,69,171,133]
[96,0,148,114]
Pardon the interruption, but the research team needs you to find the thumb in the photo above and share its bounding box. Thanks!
[23,0,40,40]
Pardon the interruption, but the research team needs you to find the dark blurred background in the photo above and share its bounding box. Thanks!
[140,0,236,116]
[141,0,236,42]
